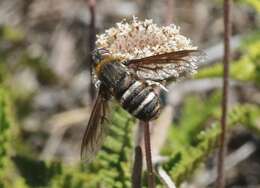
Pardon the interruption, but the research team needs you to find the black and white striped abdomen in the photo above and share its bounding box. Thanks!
[99,61,161,121]
[115,80,161,121]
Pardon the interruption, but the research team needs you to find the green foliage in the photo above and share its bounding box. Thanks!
[82,105,136,188]
[228,104,260,134]
[0,88,28,188]
[12,155,95,188]
[0,88,12,187]
[197,32,260,86]
[0,25,58,119]
[165,123,220,186]
[163,92,221,153]
[0,25,24,66]
[176,32,260,184]
[0,10,259,188]
[19,53,58,86]
[2,91,258,187]
[0,64,9,84]
[13,156,62,187]
[161,92,260,186]
[0,25,58,87]
[236,0,260,12]
[1,83,260,188]
[8,104,135,188]
[216,0,260,12]
[0,26,24,43]
[161,92,221,186]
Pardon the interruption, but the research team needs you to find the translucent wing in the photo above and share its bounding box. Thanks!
[81,91,109,162]
[125,50,205,82]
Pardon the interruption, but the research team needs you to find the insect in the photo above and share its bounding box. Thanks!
[81,48,204,161]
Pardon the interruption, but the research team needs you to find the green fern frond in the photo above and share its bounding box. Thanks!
[161,93,260,187]
[162,92,221,156]
[0,88,12,186]
[196,32,260,85]
[87,104,136,188]
[162,92,221,186]
[167,123,220,186]
[0,88,28,188]
[12,104,136,188]
[228,104,260,134]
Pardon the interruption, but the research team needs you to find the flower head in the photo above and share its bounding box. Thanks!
[96,17,197,59]
[95,17,202,81]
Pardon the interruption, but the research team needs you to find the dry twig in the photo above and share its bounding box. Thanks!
[194,142,256,187]
[132,146,143,188]
[216,0,232,187]
[86,0,96,100]
[143,121,156,188]
[164,0,174,25]
[155,164,176,188]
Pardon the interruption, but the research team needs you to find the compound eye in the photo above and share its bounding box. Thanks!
[92,50,101,65]
[93,53,99,62]
[92,48,110,64]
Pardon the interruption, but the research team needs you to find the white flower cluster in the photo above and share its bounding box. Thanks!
[94,17,204,84]
[96,17,197,60]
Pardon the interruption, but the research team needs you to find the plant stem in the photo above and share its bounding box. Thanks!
[132,146,143,188]
[164,0,174,25]
[216,0,232,187]
[143,121,155,188]
[86,0,96,101]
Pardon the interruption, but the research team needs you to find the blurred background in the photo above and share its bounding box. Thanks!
[0,0,260,187]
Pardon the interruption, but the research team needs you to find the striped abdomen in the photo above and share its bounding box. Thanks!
[99,62,161,121]
[116,80,161,121]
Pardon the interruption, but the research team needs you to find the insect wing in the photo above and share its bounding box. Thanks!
[126,50,200,65]
[126,50,205,82]
[81,91,110,162]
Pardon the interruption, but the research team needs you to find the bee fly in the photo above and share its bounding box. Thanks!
[81,48,204,161]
